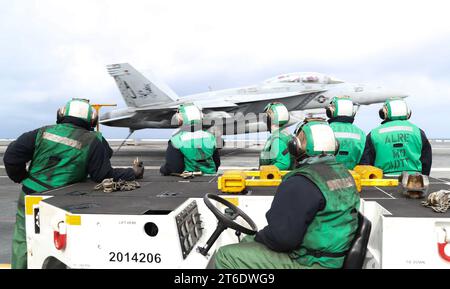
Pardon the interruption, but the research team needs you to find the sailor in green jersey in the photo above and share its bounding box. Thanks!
[3,98,144,269]
[215,118,360,269]
[326,96,366,169]
[259,102,294,170]
[160,103,220,175]
[360,98,432,176]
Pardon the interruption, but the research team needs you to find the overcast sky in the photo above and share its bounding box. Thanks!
[1,0,450,139]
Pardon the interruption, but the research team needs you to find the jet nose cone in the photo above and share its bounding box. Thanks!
[379,89,409,101]
[380,86,408,97]
[352,85,408,105]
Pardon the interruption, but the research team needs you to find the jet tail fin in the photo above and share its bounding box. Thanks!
[107,63,179,108]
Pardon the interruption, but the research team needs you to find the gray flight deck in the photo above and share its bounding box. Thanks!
[39,175,450,218]
[1,139,450,266]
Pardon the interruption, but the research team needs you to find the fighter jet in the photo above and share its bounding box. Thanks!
[101,63,407,136]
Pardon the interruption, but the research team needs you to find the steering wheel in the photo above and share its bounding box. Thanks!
[197,193,258,256]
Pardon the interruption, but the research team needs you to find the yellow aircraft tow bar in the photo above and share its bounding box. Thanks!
[218,165,399,194]
[218,166,288,193]
[350,165,399,192]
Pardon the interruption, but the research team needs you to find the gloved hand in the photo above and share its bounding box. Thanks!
[132,157,144,179]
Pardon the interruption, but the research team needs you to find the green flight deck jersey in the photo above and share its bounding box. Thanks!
[370,120,422,175]
[330,122,366,170]
[170,129,217,174]
[284,157,360,268]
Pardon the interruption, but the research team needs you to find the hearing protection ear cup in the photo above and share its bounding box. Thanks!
[326,107,333,119]
[379,107,387,120]
[291,121,308,157]
[266,114,272,131]
[288,136,301,159]
[57,108,63,121]
[56,108,63,124]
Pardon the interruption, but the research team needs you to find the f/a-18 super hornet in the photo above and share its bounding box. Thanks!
[101,63,407,135]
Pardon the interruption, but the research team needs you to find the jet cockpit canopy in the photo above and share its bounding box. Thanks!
[264,72,344,84]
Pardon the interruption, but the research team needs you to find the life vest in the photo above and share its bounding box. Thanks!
[170,130,217,174]
[284,157,360,268]
[22,123,100,192]
[370,120,422,175]
[330,122,366,170]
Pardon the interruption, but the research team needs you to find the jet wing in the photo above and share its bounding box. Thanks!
[228,89,326,104]
[192,99,238,109]
[133,89,325,111]
[195,89,326,109]
[132,99,237,111]
[100,114,135,124]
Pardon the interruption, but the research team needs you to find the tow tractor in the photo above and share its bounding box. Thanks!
[25,167,450,269]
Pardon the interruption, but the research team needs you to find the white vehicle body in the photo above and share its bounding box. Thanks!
[25,176,450,269]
